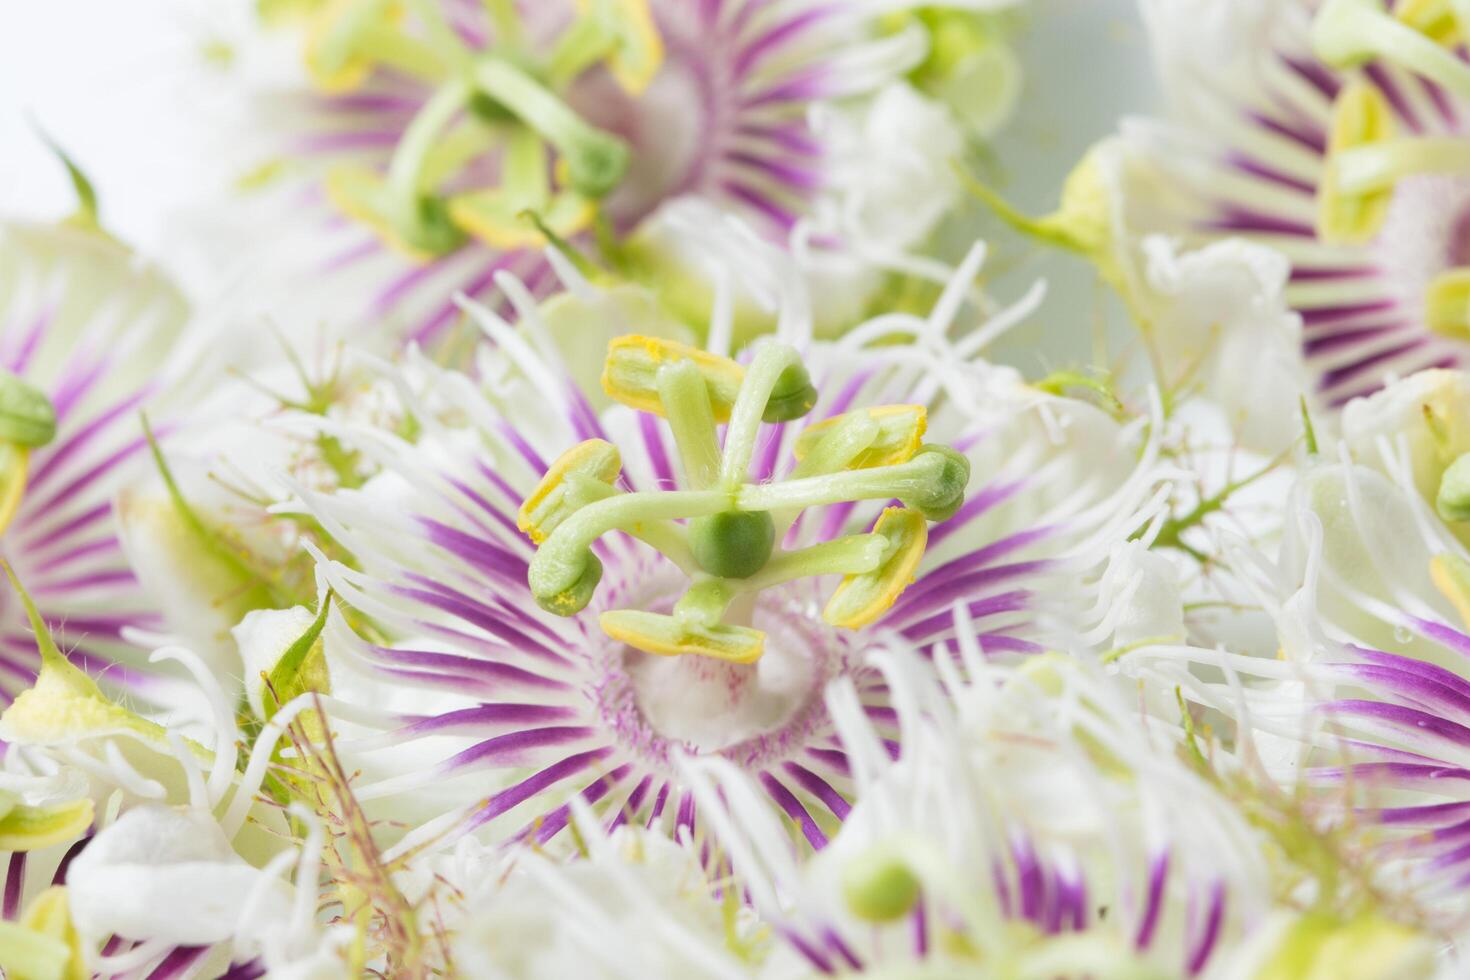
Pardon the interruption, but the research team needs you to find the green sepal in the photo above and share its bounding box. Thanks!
[264,592,334,721]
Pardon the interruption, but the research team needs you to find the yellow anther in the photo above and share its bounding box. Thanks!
[0,444,28,538]
[450,188,595,249]
[602,335,746,422]
[1319,81,1396,245]
[518,439,622,544]
[304,0,400,93]
[823,507,928,629]
[578,0,665,94]
[1430,552,1470,629]
[1426,268,1470,341]
[600,609,765,663]
[1397,0,1464,43]
[0,795,94,851]
[795,406,927,470]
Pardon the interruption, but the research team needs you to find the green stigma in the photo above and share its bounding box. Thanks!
[519,336,970,663]
[841,845,922,923]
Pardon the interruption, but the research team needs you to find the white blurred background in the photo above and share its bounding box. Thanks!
[0,0,1156,369]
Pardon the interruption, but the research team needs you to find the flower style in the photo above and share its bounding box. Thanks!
[0,223,191,706]
[291,249,1161,854]
[205,0,984,344]
[1124,0,1470,405]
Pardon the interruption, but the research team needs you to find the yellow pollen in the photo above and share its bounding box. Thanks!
[601,335,746,422]
[824,507,928,629]
[795,405,927,470]
[600,609,765,663]
[0,444,28,539]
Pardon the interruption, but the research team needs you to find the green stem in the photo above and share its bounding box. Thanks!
[720,345,802,488]
[540,488,728,562]
[737,534,885,591]
[738,453,945,513]
[388,78,472,204]
[1334,137,1470,195]
[658,360,721,490]
[546,17,618,87]
[772,413,879,538]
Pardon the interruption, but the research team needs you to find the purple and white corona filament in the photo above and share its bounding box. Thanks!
[0,224,188,705]
[299,252,1161,851]
[1130,0,1470,404]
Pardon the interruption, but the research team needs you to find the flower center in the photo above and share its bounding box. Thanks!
[590,560,849,759]
[519,335,969,666]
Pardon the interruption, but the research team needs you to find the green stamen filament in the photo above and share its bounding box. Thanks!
[523,337,971,660]
[1331,137,1470,196]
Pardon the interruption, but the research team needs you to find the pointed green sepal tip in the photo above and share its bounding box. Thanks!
[689,510,775,580]
[762,363,818,423]
[529,549,604,616]
[0,370,57,448]
[842,845,921,922]
[1438,453,1470,522]
[904,445,971,523]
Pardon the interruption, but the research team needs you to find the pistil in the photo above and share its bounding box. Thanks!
[522,336,970,662]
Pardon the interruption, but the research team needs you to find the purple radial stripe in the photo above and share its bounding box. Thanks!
[732,4,840,77]
[1332,653,1470,713]
[1299,299,1399,327]
[913,895,928,956]
[737,121,824,157]
[530,763,633,844]
[927,478,1026,548]
[608,774,655,833]
[1308,760,1470,786]
[1363,64,1421,132]
[1247,111,1327,154]
[1206,206,1317,238]
[726,150,825,192]
[822,926,864,971]
[760,772,828,849]
[781,761,851,819]
[369,645,569,691]
[1290,265,1378,282]
[3,308,51,373]
[319,237,382,274]
[17,501,111,555]
[30,535,124,575]
[1282,55,1341,99]
[1319,699,1470,747]
[646,781,671,828]
[497,419,551,476]
[914,524,1059,588]
[439,726,595,773]
[145,945,209,979]
[898,590,1034,641]
[30,568,136,595]
[888,560,1055,626]
[1372,800,1470,826]
[394,579,571,665]
[720,178,801,233]
[464,747,614,834]
[1187,881,1227,975]
[816,500,860,543]
[676,790,697,840]
[416,518,529,583]
[565,380,612,447]
[3,852,23,918]
[394,702,577,737]
[24,433,152,521]
[1317,339,1428,392]
[638,413,676,489]
[294,129,401,153]
[48,356,108,424]
[467,463,528,522]
[52,834,93,885]
[1304,324,1405,357]
[1229,154,1317,195]
[780,926,837,975]
[218,960,268,980]
[1428,836,1470,872]
[805,746,850,777]
[1135,852,1170,949]
[1012,835,1044,922]
[410,250,537,348]
[370,255,440,319]
[1409,618,1470,659]
[1420,74,1456,127]
[752,421,787,483]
